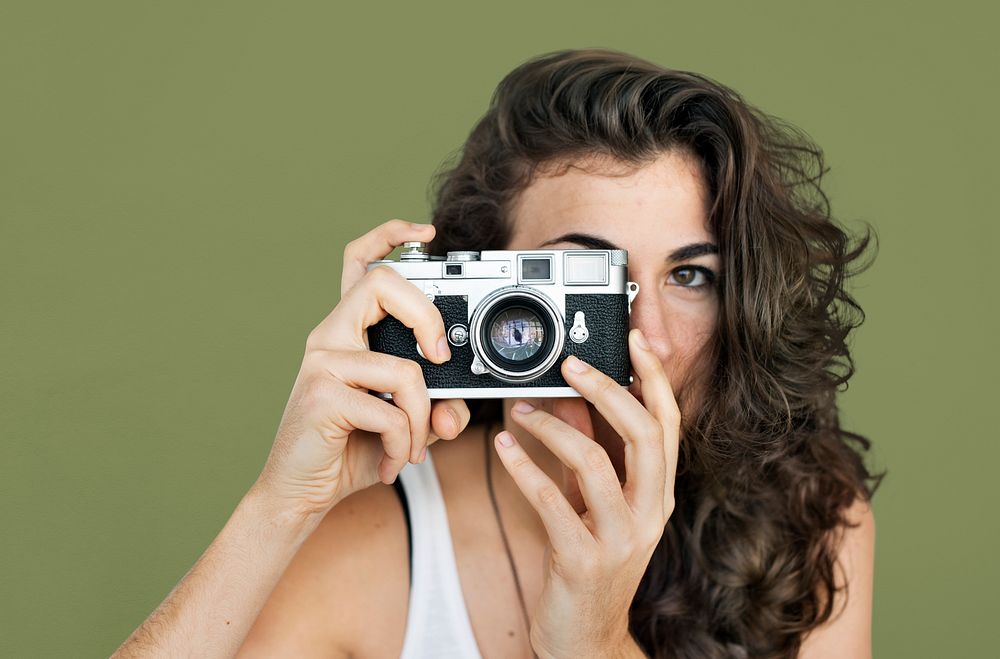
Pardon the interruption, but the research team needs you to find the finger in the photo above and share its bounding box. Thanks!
[311,349,431,464]
[493,429,595,558]
[340,219,436,296]
[551,396,594,438]
[560,348,664,518]
[550,397,592,514]
[510,400,631,541]
[309,264,452,365]
[429,399,470,443]
[313,379,412,485]
[628,329,681,520]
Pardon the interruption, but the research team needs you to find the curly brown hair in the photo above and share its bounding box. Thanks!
[426,48,885,658]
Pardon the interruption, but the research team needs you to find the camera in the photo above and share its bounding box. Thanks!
[365,242,639,399]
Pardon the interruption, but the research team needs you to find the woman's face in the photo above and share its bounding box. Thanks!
[505,149,720,442]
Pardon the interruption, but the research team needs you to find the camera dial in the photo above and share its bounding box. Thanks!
[446,251,480,261]
[400,242,430,261]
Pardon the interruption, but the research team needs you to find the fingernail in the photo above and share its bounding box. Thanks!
[437,336,451,361]
[419,446,427,462]
[632,329,650,351]
[565,355,589,374]
[512,400,535,414]
[496,431,515,448]
[410,221,433,230]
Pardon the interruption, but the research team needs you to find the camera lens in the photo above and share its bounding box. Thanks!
[474,290,562,382]
[488,307,545,362]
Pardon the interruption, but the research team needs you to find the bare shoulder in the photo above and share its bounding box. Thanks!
[841,495,876,541]
[236,480,410,658]
[828,496,876,591]
[799,495,877,658]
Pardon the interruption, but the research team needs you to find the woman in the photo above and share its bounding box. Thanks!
[113,48,883,658]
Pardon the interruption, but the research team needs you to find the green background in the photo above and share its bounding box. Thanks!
[1,1,995,656]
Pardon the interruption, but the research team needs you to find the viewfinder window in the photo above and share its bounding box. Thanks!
[521,258,551,281]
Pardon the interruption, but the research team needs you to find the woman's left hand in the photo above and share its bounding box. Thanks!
[495,328,679,659]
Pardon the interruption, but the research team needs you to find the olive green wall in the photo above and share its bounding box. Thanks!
[1,1,995,657]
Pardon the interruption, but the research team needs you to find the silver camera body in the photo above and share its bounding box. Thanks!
[366,242,639,399]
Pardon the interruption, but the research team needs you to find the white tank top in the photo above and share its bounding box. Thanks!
[395,448,484,659]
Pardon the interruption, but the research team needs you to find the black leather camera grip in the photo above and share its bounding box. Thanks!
[366,294,630,391]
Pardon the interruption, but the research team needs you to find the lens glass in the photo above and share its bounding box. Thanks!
[488,307,545,362]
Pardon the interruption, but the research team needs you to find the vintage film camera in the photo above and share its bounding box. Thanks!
[366,242,639,399]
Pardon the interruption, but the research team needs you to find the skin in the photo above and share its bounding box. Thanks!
[484,149,875,656]
[113,151,873,658]
[498,149,720,491]
[482,149,716,656]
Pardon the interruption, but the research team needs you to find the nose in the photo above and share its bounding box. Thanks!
[625,280,668,401]
[627,280,664,352]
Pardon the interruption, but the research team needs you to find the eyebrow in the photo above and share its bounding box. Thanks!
[538,232,719,262]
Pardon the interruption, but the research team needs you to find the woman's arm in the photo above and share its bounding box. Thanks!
[111,220,472,657]
[798,497,876,658]
[110,484,319,658]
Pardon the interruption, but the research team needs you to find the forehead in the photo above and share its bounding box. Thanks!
[507,150,713,252]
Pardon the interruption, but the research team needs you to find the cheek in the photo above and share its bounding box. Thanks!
[657,302,718,389]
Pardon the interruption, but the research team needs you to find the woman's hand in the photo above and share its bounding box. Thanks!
[496,328,678,659]
[252,219,471,530]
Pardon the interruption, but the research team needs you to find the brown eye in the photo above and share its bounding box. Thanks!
[673,268,696,285]
[668,266,715,288]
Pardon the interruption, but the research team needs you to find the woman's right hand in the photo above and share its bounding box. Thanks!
[252,219,471,525]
